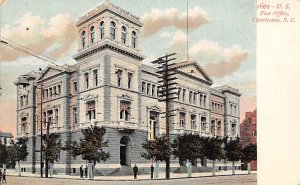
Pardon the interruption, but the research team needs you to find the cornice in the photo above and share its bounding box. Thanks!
[77,2,142,27]
[73,40,145,61]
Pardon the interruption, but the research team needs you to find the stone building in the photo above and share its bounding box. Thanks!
[240,109,257,170]
[14,2,241,175]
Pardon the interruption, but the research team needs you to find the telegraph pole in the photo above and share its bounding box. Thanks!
[151,53,178,180]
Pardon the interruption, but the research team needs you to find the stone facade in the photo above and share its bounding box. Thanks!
[14,2,241,175]
[240,109,257,170]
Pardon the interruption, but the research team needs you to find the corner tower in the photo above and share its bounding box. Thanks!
[73,1,144,61]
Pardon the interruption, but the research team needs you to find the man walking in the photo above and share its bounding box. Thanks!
[133,164,138,179]
[2,169,6,183]
[79,165,83,178]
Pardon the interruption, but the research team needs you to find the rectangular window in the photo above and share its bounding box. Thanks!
[152,85,156,97]
[182,89,186,102]
[21,117,27,133]
[86,101,96,121]
[203,95,206,107]
[120,101,130,121]
[177,88,181,101]
[116,69,122,87]
[147,83,151,95]
[179,112,186,128]
[93,69,98,87]
[73,107,77,127]
[49,88,53,98]
[57,85,61,95]
[149,111,159,140]
[20,96,24,107]
[73,82,77,93]
[217,121,221,136]
[200,94,202,107]
[191,114,196,130]
[47,110,53,126]
[142,81,146,94]
[189,91,192,103]
[211,120,215,136]
[55,109,59,125]
[201,117,206,132]
[53,86,57,96]
[128,72,132,89]
[84,73,89,89]
[193,92,196,104]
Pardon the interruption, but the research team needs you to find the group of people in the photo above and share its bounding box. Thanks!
[79,165,88,179]
[0,169,7,184]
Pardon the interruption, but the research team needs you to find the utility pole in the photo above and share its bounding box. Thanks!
[151,53,178,180]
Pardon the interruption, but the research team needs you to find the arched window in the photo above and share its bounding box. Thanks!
[81,31,86,48]
[110,21,116,40]
[121,26,127,44]
[131,31,136,48]
[99,21,104,39]
[90,26,95,44]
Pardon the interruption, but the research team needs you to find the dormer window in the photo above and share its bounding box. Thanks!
[99,21,104,39]
[81,31,86,48]
[131,31,136,48]
[110,21,116,40]
[121,26,127,44]
[90,26,95,44]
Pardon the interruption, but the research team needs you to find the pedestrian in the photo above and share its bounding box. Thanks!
[0,169,2,184]
[84,165,88,178]
[133,164,138,179]
[2,169,6,183]
[150,164,154,179]
[79,165,83,178]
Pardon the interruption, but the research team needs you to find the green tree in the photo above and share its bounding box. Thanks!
[203,137,224,176]
[141,136,171,179]
[43,134,62,177]
[6,138,28,176]
[64,126,110,179]
[172,134,202,163]
[224,138,243,175]
[0,140,8,168]
[241,143,257,174]
[172,134,203,177]
[141,136,171,162]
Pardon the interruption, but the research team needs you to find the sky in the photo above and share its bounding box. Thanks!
[0,0,257,137]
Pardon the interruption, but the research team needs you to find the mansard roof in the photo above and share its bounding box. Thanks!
[76,1,142,27]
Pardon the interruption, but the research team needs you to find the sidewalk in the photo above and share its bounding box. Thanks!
[6,169,257,181]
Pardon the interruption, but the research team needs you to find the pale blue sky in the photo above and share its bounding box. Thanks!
[0,0,257,133]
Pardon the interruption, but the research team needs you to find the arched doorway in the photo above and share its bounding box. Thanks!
[120,136,130,166]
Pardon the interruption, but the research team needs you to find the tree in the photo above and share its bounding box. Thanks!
[141,136,172,179]
[172,134,202,177]
[6,138,28,176]
[64,126,110,179]
[241,143,257,174]
[0,140,8,168]
[224,138,243,175]
[42,134,62,177]
[141,136,171,162]
[202,137,224,176]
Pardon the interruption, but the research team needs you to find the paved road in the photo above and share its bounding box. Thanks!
[6,174,257,185]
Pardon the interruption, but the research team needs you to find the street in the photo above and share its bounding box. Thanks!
[6,174,257,185]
